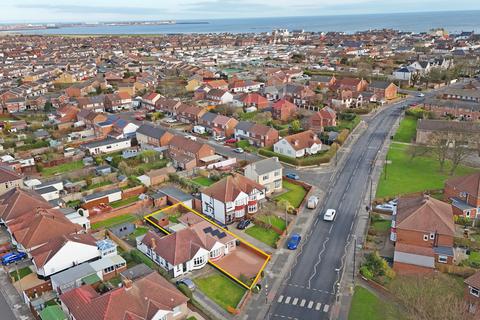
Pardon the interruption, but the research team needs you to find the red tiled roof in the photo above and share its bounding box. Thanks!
[396,194,455,236]
[60,272,188,320]
[203,173,264,203]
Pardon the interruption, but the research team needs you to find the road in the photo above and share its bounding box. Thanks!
[0,293,16,320]
[267,98,418,320]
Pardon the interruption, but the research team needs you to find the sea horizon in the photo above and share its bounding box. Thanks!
[6,10,480,35]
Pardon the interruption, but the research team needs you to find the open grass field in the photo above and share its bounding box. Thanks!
[349,286,386,320]
[376,143,477,198]
[193,273,246,310]
[393,115,418,143]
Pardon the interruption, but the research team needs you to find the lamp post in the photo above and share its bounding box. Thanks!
[352,235,357,285]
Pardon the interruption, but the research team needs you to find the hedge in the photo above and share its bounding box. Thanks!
[335,129,350,145]
[258,143,339,166]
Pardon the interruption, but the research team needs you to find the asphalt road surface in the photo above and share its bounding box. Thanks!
[267,98,418,320]
[0,292,16,320]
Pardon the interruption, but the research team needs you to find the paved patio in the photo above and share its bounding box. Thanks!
[215,245,267,280]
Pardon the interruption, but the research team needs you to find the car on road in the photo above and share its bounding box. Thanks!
[234,147,244,153]
[323,209,337,221]
[287,233,301,250]
[236,219,251,230]
[164,118,177,123]
[1,252,27,265]
[214,136,226,142]
[185,135,197,141]
[176,278,196,291]
[307,196,319,209]
[225,138,237,144]
[285,173,300,180]
[417,93,425,97]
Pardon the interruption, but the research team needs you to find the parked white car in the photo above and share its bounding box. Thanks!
[214,136,226,142]
[375,203,396,213]
[164,118,177,123]
[307,196,319,209]
[323,209,336,221]
[185,135,197,141]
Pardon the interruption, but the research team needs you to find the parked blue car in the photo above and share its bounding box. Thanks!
[287,233,301,250]
[1,252,27,265]
[285,173,300,180]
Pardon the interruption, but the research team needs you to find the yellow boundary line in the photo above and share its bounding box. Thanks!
[144,202,270,290]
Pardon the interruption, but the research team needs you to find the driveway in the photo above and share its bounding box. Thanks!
[215,245,268,280]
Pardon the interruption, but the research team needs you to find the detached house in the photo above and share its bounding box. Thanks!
[60,272,189,320]
[136,124,174,149]
[167,135,215,170]
[199,112,238,138]
[0,166,23,196]
[139,217,236,277]
[239,93,269,110]
[305,107,337,132]
[465,271,480,317]
[201,174,266,225]
[273,130,322,158]
[368,81,398,101]
[272,98,297,122]
[234,121,279,147]
[444,172,480,219]
[392,194,455,275]
[206,89,234,105]
[244,157,283,195]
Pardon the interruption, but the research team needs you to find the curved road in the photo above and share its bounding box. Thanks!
[267,99,416,320]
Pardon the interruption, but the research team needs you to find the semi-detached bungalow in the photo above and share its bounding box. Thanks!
[82,137,131,155]
[273,130,322,158]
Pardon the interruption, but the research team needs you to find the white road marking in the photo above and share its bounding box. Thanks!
[307,301,314,309]
[300,299,306,307]
[277,295,284,303]
[315,303,322,311]
[292,298,298,305]
[285,296,291,304]
[323,304,330,312]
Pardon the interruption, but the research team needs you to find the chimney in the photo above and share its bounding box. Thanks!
[294,140,299,146]
[123,278,133,290]
[150,238,156,250]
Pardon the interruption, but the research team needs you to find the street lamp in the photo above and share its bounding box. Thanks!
[352,235,357,285]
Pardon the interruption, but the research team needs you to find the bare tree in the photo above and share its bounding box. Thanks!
[429,132,449,172]
[407,144,430,160]
[448,136,473,175]
[389,274,473,320]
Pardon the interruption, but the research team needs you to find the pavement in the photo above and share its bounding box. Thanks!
[242,97,417,320]
[0,267,34,320]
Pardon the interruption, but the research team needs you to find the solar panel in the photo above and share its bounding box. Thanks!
[203,227,213,233]
[211,229,220,237]
[218,232,226,239]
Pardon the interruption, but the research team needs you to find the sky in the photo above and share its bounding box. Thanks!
[2,0,480,23]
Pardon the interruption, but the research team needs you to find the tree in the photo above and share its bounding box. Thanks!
[429,132,449,172]
[448,134,473,175]
[389,274,473,320]
[290,119,302,133]
[407,144,430,160]
[44,101,54,113]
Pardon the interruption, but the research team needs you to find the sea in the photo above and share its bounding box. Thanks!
[13,11,480,35]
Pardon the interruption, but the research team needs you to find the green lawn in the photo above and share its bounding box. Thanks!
[376,143,477,198]
[467,251,480,265]
[393,116,418,143]
[84,180,112,191]
[192,176,215,187]
[41,160,84,176]
[349,286,385,320]
[256,214,287,230]
[275,181,307,208]
[371,219,391,233]
[91,214,137,230]
[10,266,32,281]
[193,273,246,310]
[245,225,279,247]
[130,226,149,238]
[110,196,139,208]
